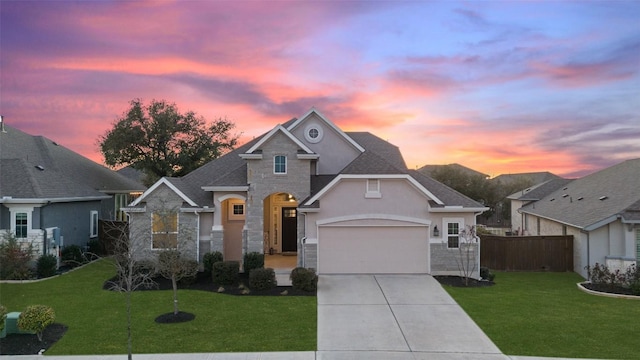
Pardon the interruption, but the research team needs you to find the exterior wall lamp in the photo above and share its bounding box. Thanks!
[433,225,439,237]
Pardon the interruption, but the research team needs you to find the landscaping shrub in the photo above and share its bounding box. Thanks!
[480,266,495,282]
[0,304,7,333]
[61,245,84,267]
[249,267,276,290]
[0,233,34,280]
[586,263,640,294]
[17,305,55,342]
[86,239,102,258]
[290,267,318,292]
[243,252,264,274]
[203,251,223,274]
[37,254,58,278]
[212,261,239,285]
[133,259,158,276]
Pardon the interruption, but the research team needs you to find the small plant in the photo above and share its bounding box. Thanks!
[212,261,239,285]
[36,254,58,278]
[243,252,264,274]
[290,267,318,292]
[61,245,84,268]
[480,266,495,282]
[0,232,34,280]
[0,304,7,333]
[203,251,223,274]
[17,305,55,342]
[86,239,102,259]
[249,267,276,290]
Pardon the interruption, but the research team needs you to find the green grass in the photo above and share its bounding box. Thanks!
[0,259,316,355]
[442,272,640,359]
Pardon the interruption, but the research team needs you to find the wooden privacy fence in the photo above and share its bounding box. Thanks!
[480,235,573,272]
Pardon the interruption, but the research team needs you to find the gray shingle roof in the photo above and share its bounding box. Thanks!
[408,170,485,208]
[507,178,573,201]
[492,171,561,185]
[346,132,407,170]
[0,125,145,201]
[418,163,489,179]
[520,158,640,229]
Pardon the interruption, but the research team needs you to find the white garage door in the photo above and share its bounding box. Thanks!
[318,226,429,274]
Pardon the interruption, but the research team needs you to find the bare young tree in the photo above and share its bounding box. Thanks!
[151,203,198,317]
[444,225,480,286]
[103,219,156,360]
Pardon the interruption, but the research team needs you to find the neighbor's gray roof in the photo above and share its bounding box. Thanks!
[520,158,640,229]
[0,125,145,201]
[408,170,485,208]
[507,178,573,201]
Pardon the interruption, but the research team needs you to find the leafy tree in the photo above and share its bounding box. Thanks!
[99,99,239,185]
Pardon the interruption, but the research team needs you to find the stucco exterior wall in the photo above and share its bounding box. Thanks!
[510,199,525,233]
[539,217,564,234]
[289,113,360,175]
[245,131,311,254]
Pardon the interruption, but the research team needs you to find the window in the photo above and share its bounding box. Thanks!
[228,200,246,221]
[90,211,99,238]
[274,155,287,174]
[365,179,382,198]
[304,125,323,143]
[15,213,27,238]
[447,222,460,248]
[152,212,178,249]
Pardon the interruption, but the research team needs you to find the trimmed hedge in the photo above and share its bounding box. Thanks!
[212,261,239,285]
[18,305,55,341]
[249,268,277,290]
[290,267,318,292]
[243,252,264,274]
[203,251,223,274]
[36,254,58,278]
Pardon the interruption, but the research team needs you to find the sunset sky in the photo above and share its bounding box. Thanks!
[1,1,639,178]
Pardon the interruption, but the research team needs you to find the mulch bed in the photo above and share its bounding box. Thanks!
[155,311,196,324]
[103,271,316,296]
[0,323,67,355]
[434,275,495,287]
[581,282,637,296]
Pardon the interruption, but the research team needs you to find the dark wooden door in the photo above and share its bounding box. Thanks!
[281,207,297,252]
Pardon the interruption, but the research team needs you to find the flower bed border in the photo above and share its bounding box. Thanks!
[577,281,640,300]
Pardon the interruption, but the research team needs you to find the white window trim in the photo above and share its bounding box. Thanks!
[228,200,246,221]
[274,155,287,174]
[304,124,323,143]
[151,212,179,250]
[90,211,99,238]
[9,207,34,239]
[365,179,382,199]
[443,217,464,249]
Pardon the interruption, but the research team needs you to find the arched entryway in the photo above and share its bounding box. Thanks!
[263,192,298,269]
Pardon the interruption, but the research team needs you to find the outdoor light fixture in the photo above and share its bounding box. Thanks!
[433,225,440,237]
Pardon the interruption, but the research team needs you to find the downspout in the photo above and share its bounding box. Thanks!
[586,231,590,280]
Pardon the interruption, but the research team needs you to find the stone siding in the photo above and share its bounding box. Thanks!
[302,242,317,270]
[431,243,479,278]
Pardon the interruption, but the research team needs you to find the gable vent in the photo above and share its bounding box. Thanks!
[599,196,608,201]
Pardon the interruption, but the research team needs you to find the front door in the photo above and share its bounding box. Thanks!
[282,207,297,252]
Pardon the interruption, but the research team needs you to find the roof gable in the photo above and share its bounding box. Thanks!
[244,125,314,155]
[131,177,198,207]
[287,108,365,153]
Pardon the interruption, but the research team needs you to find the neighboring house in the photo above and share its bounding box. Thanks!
[517,159,640,278]
[508,178,573,234]
[0,123,145,255]
[125,109,487,275]
[481,171,564,227]
[418,163,489,179]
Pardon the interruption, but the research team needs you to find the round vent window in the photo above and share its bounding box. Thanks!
[304,125,323,143]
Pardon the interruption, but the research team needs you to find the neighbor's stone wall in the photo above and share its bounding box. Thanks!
[245,131,311,254]
[431,243,479,278]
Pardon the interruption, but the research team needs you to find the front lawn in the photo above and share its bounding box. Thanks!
[441,272,640,360]
[0,259,316,355]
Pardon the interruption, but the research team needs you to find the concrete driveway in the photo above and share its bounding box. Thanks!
[317,274,508,360]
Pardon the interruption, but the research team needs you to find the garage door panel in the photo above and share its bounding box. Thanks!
[318,226,429,274]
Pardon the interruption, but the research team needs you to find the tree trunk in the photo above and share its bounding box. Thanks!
[172,274,178,315]
[126,290,132,360]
